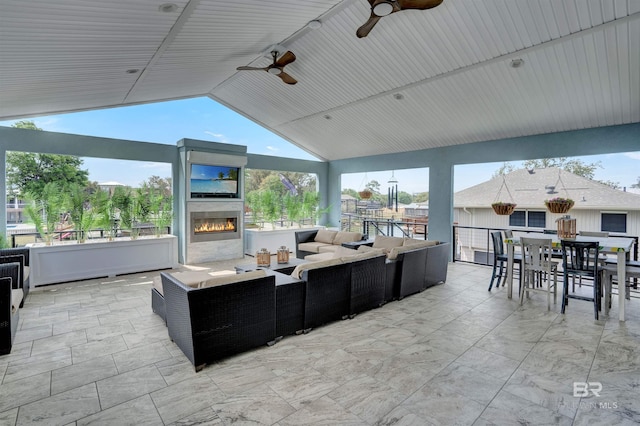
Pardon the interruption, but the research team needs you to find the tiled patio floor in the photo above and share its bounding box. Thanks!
[1,260,639,425]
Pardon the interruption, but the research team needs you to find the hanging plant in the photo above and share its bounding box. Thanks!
[358,189,372,200]
[545,170,573,214]
[491,202,517,216]
[491,175,516,215]
[545,197,574,214]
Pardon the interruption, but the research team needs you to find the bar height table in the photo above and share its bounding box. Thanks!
[505,234,635,321]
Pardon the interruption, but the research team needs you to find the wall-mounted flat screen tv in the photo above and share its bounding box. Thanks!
[190,164,240,198]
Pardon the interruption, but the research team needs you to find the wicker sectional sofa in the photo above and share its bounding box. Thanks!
[295,229,363,258]
[152,234,448,372]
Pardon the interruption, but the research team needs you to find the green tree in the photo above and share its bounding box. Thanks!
[413,192,429,203]
[140,175,172,197]
[522,157,600,180]
[631,177,640,189]
[7,121,89,199]
[494,158,620,188]
[492,162,516,178]
[342,188,359,198]
[397,191,412,205]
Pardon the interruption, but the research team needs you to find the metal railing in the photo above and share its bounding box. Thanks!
[341,213,428,240]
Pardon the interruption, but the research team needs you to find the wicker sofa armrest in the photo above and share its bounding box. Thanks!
[424,242,450,288]
[295,229,319,259]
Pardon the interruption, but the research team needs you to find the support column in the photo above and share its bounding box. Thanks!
[428,161,454,245]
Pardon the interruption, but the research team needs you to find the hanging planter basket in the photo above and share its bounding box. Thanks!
[545,198,574,214]
[491,176,516,215]
[491,202,517,216]
[358,189,372,200]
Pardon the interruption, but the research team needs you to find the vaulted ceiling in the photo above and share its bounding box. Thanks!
[1,0,638,161]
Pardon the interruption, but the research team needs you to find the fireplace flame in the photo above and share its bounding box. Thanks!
[194,219,236,233]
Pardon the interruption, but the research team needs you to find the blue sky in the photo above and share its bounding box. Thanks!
[1,96,638,194]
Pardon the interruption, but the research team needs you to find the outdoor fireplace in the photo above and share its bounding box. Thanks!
[190,211,240,243]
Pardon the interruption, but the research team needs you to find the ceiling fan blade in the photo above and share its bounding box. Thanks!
[236,66,268,71]
[397,0,443,10]
[278,71,298,85]
[356,13,382,38]
[275,51,296,67]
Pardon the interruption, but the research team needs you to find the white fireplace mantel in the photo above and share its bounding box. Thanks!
[28,235,178,287]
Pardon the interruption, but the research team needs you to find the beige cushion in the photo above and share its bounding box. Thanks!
[314,229,338,244]
[23,265,30,282]
[332,246,360,258]
[318,245,341,254]
[298,241,331,254]
[387,242,437,260]
[12,288,23,314]
[403,239,439,247]
[340,249,385,263]
[200,269,267,289]
[291,258,343,280]
[170,271,224,288]
[304,252,334,262]
[357,245,375,253]
[372,235,404,252]
[332,231,362,244]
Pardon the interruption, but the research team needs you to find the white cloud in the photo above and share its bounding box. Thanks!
[204,131,224,139]
[266,146,278,152]
[624,152,640,160]
[140,162,171,169]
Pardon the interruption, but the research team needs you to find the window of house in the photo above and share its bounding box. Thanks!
[509,211,525,227]
[509,210,546,229]
[601,213,626,233]
[528,211,546,228]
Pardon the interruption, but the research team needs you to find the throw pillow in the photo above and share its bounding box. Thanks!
[372,235,404,250]
[332,231,363,244]
[314,229,338,244]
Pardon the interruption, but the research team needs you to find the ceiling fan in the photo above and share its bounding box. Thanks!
[236,49,298,85]
[357,0,444,38]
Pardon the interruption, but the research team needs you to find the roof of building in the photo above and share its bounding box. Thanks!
[454,167,640,210]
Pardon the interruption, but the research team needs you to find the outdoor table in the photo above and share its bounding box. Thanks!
[505,233,635,321]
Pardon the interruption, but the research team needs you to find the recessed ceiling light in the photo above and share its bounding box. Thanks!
[393,93,404,100]
[307,20,322,30]
[510,58,524,68]
[125,69,139,74]
[158,3,178,13]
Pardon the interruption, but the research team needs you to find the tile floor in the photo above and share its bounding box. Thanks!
[1,260,639,425]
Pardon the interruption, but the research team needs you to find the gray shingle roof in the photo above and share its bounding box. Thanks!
[454,167,640,210]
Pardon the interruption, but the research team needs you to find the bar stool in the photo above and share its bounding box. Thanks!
[520,237,558,310]
[561,240,603,320]
[488,231,521,291]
